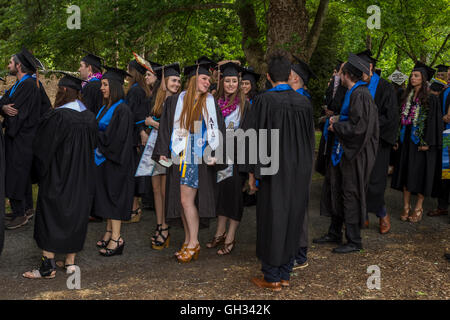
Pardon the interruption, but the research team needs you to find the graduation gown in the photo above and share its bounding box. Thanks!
[322,86,379,226]
[366,78,399,213]
[316,83,347,175]
[94,103,135,220]
[431,88,450,201]
[81,80,103,115]
[249,88,315,267]
[391,94,442,196]
[0,129,5,255]
[152,93,226,220]
[216,101,252,222]
[126,84,149,196]
[32,104,97,253]
[0,75,41,200]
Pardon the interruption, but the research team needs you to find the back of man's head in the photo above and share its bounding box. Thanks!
[268,53,291,83]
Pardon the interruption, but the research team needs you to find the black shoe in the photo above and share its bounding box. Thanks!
[312,234,342,245]
[332,243,362,254]
[5,215,29,230]
[99,236,125,257]
[25,209,35,221]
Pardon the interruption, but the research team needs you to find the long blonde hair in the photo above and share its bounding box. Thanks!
[152,77,181,118]
[180,76,208,133]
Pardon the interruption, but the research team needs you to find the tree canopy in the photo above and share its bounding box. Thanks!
[0,0,448,119]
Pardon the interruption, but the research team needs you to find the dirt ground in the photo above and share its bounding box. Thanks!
[0,178,449,300]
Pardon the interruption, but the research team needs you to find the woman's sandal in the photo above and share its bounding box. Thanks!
[124,208,142,224]
[206,232,227,249]
[151,224,162,244]
[56,261,77,274]
[175,243,188,257]
[177,244,200,263]
[152,226,170,250]
[400,206,411,221]
[217,241,236,256]
[408,208,424,223]
[96,230,112,248]
[22,256,57,279]
[99,236,125,257]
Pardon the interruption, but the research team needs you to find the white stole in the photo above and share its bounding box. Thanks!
[170,91,219,156]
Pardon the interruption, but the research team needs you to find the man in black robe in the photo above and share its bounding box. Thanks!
[249,54,315,291]
[357,50,399,234]
[314,54,379,253]
[79,52,104,115]
[0,48,42,230]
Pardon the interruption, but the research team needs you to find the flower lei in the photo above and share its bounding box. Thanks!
[218,95,240,118]
[399,91,428,146]
[82,72,103,88]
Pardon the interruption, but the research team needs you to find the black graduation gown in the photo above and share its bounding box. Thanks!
[249,89,315,267]
[366,78,399,212]
[94,103,135,220]
[316,83,347,175]
[391,94,442,196]
[215,101,252,222]
[81,80,103,115]
[431,88,450,200]
[152,93,226,220]
[0,129,5,255]
[322,86,379,226]
[126,85,149,196]
[0,76,41,200]
[32,106,97,253]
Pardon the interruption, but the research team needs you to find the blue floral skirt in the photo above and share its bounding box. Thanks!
[179,135,200,189]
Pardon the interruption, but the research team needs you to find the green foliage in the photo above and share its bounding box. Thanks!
[0,0,447,122]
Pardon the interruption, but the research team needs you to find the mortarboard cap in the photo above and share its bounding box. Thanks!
[434,64,449,73]
[56,71,86,91]
[412,61,436,81]
[15,47,39,73]
[218,62,243,78]
[242,67,261,84]
[347,53,371,76]
[183,62,214,78]
[356,49,378,66]
[154,63,181,80]
[102,66,131,85]
[81,52,103,71]
[291,55,316,85]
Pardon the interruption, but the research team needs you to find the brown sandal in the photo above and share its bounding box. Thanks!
[408,208,423,223]
[206,232,226,249]
[400,206,411,221]
[217,241,236,256]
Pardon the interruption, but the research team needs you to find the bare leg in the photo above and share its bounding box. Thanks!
[403,187,411,210]
[100,219,123,253]
[152,175,169,244]
[180,184,199,248]
[415,193,425,211]
[215,216,228,237]
[218,218,239,255]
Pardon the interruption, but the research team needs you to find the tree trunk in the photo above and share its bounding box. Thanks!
[266,0,309,59]
[305,0,330,62]
[236,0,266,74]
